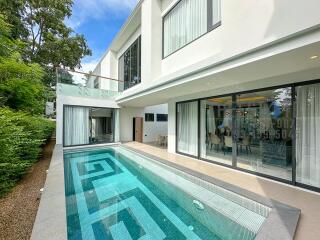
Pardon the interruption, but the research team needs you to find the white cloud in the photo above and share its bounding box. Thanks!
[79,58,100,73]
[66,0,139,29]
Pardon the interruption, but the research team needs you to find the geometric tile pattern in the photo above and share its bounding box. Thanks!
[64,151,205,240]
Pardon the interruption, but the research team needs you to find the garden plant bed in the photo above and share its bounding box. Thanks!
[0,139,55,240]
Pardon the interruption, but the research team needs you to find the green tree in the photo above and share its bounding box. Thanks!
[0,14,45,114]
[0,0,92,86]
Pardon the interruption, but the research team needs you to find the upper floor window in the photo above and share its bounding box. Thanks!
[163,0,221,58]
[118,36,141,91]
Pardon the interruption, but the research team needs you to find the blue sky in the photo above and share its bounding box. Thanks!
[66,0,139,72]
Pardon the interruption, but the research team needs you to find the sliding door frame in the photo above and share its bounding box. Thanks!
[63,105,117,148]
[175,78,320,192]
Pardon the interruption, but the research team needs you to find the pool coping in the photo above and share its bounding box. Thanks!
[31,143,300,240]
[122,145,301,240]
[31,144,67,240]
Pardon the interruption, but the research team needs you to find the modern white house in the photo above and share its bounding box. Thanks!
[56,0,320,193]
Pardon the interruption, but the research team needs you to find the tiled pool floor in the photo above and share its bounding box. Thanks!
[124,142,320,240]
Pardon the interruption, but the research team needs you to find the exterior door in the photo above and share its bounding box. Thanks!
[134,117,143,142]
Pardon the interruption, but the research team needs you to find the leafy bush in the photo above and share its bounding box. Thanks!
[0,108,55,197]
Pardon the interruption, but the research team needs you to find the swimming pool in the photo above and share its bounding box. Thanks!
[64,146,271,240]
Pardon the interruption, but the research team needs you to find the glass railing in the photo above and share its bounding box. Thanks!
[56,83,120,99]
[56,68,123,100]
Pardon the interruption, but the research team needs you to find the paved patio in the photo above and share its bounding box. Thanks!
[124,142,320,240]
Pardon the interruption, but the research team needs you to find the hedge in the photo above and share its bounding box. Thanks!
[0,108,55,197]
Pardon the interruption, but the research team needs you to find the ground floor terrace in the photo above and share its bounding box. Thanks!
[124,141,320,240]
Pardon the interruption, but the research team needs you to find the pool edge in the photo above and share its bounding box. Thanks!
[121,145,301,240]
[31,144,67,240]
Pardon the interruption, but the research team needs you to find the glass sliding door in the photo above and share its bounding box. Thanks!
[177,101,198,156]
[200,96,233,165]
[64,106,90,146]
[235,88,293,180]
[90,108,115,144]
[296,83,320,188]
[64,106,117,147]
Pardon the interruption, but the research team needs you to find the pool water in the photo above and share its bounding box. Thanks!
[64,146,270,240]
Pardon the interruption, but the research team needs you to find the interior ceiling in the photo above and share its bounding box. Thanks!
[118,41,320,107]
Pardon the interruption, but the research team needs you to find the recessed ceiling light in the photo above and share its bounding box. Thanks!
[310,55,318,60]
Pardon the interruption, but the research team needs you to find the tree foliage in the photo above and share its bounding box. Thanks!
[0,0,92,86]
[0,14,45,114]
[0,108,55,196]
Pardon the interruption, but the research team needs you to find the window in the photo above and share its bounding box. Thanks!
[163,0,221,57]
[235,88,292,181]
[157,114,168,122]
[200,96,233,165]
[145,113,154,122]
[118,37,141,91]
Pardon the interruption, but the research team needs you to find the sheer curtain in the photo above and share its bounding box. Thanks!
[64,106,90,146]
[163,0,207,57]
[296,84,320,188]
[177,101,198,156]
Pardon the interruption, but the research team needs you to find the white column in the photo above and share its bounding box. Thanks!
[141,0,162,83]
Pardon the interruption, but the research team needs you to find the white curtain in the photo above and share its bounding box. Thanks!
[178,101,198,156]
[296,84,320,188]
[163,0,207,57]
[114,109,120,142]
[64,106,90,146]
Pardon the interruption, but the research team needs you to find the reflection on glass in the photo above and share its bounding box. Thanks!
[118,37,141,91]
[90,108,115,144]
[235,88,292,180]
[296,83,320,188]
[177,101,198,156]
[200,96,233,165]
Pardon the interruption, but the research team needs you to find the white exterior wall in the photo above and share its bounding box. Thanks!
[113,0,320,99]
[143,104,168,143]
[119,107,144,142]
[160,0,320,76]
[119,104,168,143]
[167,100,176,153]
[141,0,162,83]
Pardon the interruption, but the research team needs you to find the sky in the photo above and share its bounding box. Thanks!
[65,0,139,73]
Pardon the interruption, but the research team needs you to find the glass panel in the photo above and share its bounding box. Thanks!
[118,37,141,91]
[90,108,115,144]
[296,83,320,188]
[200,96,233,165]
[235,88,292,180]
[64,106,117,146]
[118,55,124,92]
[177,101,198,156]
[211,0,221,26]
[163,0,207,57]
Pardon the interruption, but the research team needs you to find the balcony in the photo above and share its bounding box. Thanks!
[56,68,123,100]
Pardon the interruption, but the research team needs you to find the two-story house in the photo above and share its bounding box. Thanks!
[56,0,320,192]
